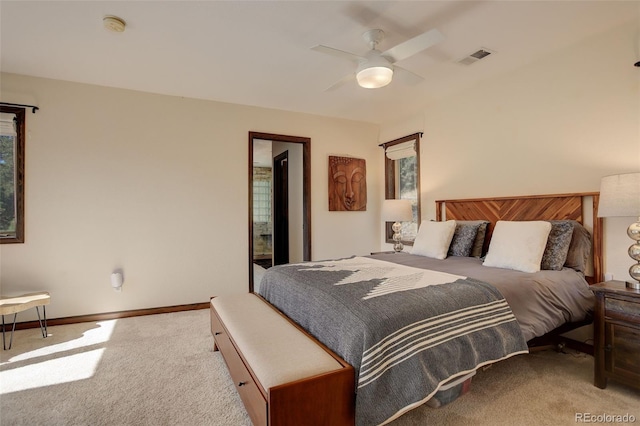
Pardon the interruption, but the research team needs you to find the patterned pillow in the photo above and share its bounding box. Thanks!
[448,222,482,257]
[455,220,491,257]
[564,221,591,273]
[541,220,574,271]
[473,222,490,257]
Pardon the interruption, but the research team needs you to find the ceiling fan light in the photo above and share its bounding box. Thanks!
[356,66,393,89]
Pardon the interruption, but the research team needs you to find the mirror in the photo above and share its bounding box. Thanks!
[248,132,310,293]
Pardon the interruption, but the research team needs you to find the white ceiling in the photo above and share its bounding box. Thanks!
[1,1,638,126]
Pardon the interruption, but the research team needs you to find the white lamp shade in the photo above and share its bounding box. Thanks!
[356,66,393,89]
[598,172,640,217]
[382,199,413,222]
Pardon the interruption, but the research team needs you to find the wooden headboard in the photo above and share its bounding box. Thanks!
[435,192,602,283]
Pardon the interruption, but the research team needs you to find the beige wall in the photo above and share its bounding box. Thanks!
[0,73,381,320]
[380,20,640,281]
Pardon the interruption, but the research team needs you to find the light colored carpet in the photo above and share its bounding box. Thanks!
[1,309,638,426]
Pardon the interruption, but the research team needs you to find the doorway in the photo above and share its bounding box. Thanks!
[248,132,311,293]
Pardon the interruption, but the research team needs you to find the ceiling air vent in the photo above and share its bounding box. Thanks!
[458,48,494,66]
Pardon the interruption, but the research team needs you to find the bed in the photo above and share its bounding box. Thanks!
[257,192,601,426]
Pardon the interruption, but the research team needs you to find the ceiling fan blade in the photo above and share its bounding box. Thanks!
[324,73,356,92]
[382,29,445,63]
[311,45,365,62]
[393,65,424,86]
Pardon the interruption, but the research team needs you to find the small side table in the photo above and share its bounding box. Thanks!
[0,292,50,350]
[591,281,640,390]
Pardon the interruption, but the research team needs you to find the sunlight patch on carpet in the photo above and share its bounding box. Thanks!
[3,320,117,363]
[0,348,106,394]
[0,320,117,394]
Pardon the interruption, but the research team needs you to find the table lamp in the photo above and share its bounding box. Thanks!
[598,172,640,289]
[382,199,413,252]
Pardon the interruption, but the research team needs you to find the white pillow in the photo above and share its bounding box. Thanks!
[482,220,552,273]
[411,220,457,259]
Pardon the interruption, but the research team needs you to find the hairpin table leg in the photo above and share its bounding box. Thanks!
[36,306,48,338]
[2,313,18,350]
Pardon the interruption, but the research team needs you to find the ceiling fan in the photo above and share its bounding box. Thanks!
[312,28,445,90]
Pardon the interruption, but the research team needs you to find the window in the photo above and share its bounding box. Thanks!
[252,168,272,223]
[381,133,421,245]
[0,106,25,243]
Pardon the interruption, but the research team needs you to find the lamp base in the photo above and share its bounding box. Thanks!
[392,221,404,252]
[626,281,640,290]
[626,220,640,290]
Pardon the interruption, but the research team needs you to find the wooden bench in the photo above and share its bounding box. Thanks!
[0,291,50,350]
[210,293,355,426]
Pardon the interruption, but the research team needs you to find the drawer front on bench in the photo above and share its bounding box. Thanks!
[211,311,268,426]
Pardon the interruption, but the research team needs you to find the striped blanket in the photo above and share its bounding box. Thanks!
[259,257,528,426]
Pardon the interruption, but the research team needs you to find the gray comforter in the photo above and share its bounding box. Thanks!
[258,256,529,426]
[370,253,595,341]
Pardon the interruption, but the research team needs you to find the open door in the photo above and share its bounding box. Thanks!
[273,151,289,265]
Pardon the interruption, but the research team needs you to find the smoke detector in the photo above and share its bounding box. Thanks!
[103,16,126,33]
[458,48,494,66]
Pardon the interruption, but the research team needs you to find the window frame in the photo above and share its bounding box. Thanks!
[380,132,421,246]
[0,105,25,244]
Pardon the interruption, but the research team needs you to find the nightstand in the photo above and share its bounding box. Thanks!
[591,280,640,390]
